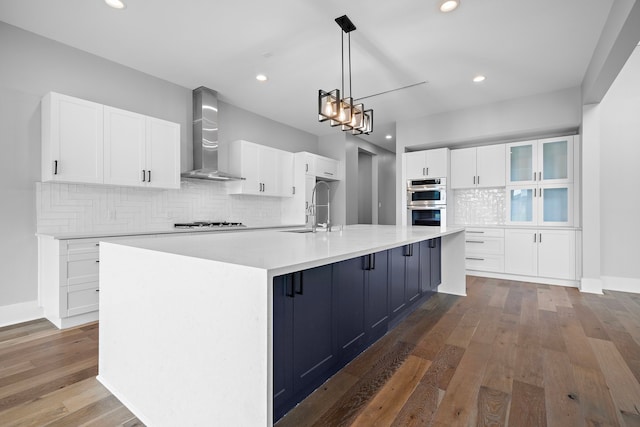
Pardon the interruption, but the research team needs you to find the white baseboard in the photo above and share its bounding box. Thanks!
[96,375,153,427]
[580,277,604,294]
[0,300,43,328]
[466,270,579,288]
[602,275,640,294]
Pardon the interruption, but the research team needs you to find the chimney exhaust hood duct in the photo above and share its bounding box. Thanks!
[181,86,244,181]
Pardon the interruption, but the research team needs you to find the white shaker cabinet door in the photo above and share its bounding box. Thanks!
[538,230,575,280]
[146,117,181,189]
[504,229,537,276]
[425,148,448,178]
[104,106,146,187]
[476,144,505,188]
[404,151,427,179]
[450,147,476,189]
[42,93,104,184]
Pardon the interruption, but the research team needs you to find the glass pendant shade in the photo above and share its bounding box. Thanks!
[330,97,353,127]
[318,89,340,122]
[349,104,365,134]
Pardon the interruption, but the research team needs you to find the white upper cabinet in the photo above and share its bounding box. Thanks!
[506,136,573,186]
[104,107,146,187]
[42,93,180,189]
[145,117,181,189]
[227,140,294,197]
[301,152,340,181]
[451,144,505,189]
[104,108,181,189]
[42,92,104,184]
[405,148,449,179]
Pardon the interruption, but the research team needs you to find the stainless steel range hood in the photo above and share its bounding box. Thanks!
[181,86,243,181]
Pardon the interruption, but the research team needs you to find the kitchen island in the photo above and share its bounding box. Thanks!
[97,224,465,426]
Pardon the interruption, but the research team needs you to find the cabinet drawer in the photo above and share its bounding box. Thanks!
[66,239,101,256]
[465,255,504,273]
[66,252,99,285]
[465,236,504,255]
[67,282,99,316]
[465,228,504,238]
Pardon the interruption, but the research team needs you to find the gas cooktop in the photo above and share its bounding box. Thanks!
[174,221,246,229]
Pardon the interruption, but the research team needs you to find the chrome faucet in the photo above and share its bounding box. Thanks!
[308,180,331,232]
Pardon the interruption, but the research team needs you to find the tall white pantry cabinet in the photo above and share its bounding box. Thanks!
[450,135,580,285]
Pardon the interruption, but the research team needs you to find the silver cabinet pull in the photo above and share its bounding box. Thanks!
[534,233,536,242]
[533,172,536,181]
[467,230,485,234]
[539,171,542,181]
[325,172,333,176]
[426,167,429,175]
[466,257,485,261]
[534,188,536,197]
[142,170,146,182]
[465,240,485,244]
[477,176,480,185]
[305,163,309,172]
[473,176,475,184]
[54,160,58,175]
[147,170,151,183]
[422,167,426,175]
[539,233,542,242]
[292,186,296,195]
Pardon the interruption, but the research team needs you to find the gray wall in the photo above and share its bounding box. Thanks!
[598,45,640,282]
[0,21,319,314]
[357,151,373,224]
[345,134,396,225]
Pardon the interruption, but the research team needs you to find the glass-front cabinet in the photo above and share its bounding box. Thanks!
[507,184,573,226]
[506,137,573,186]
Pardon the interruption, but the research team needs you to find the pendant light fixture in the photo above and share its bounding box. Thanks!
[318,15,373,135]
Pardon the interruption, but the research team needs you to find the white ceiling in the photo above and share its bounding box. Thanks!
[0,0,615,152]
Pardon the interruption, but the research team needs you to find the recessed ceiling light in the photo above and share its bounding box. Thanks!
[385,135,393,140]
[439,0,459,13]
[473,75,486,83]
[256,74,268,82]
[105,0,126,9]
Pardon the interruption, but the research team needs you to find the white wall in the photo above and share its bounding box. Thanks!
[395,87,582,225]
[0,21,320,323]
[597,45,640,291]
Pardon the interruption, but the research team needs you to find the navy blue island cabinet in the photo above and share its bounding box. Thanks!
[272,265,337,421]
[333,250,389,364]
[389,243,421,320]
[419,237,442,293]
[273,239,441,422]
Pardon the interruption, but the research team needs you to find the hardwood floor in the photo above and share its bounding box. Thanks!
[2,276,640,426]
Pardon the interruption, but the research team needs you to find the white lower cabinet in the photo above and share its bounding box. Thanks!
[464,228,505,273]
[505,228,576,280]
[39,236,103,329]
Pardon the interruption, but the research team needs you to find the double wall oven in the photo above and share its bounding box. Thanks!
[407,178,447,227]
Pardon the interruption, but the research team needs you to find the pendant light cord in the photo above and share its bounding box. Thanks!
[341,31,344,97]
[348,32,352,99]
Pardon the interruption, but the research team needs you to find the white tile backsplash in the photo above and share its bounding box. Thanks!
[36,180,284,234]
[453,188,506,225]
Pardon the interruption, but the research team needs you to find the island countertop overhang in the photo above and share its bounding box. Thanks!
[102,224,465,277]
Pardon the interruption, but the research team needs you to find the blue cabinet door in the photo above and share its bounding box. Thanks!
[405,243,421,303]
[292,264,337,394]
[430,238,442,288]
[389,246,407,317]
[366,250,389,342]
[335,256,367,362]
[272,275,293,420]
[419,240,432,292]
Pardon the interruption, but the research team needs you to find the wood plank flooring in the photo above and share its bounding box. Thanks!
[2,276,640,426]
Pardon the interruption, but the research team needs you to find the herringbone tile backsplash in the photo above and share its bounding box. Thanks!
[36,180,283,234]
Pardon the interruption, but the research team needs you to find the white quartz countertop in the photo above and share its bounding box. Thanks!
[106,224,464,276]
[35,224,303,240]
